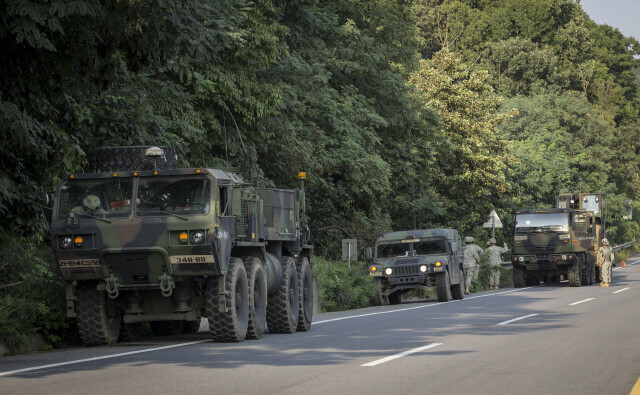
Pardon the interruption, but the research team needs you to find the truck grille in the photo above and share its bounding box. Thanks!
[394,265,419,276]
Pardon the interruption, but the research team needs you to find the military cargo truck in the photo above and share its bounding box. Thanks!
[511,193,605,287]
[366,229,465,304]
[51,146,314,345]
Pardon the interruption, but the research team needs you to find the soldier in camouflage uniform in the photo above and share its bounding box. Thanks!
[486,238,509,290]
[71,194,106,215]
[463,236,483,294]
[598,238,614,287]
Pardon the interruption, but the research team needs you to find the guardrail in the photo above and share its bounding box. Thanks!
[612,240,637,252]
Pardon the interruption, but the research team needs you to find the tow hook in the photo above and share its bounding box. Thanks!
[159,272,175,297]
[105,273,119,299]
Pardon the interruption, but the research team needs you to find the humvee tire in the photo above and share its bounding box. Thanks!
[370,278,386,306]
[243,256,267,339]
[266,256,299,334]
[296,257,313,332]
[513,267,526,288]
[388,291,402,305]
[568,258,582,287]
[76,282,121,345]
[436,271,452,302]
[88,146,177,173]
[206,257,249,342]
[451,267,464,300]
[150,320,184,336]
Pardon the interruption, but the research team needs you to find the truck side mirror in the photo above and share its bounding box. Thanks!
[365,247,373,260]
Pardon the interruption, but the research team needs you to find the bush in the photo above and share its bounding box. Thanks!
[0,234,68,353]
[313,257,375,312]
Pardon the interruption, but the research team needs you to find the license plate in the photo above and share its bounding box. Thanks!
[170,255,215,264]
[59,259,101,267]
[433,266,444,272]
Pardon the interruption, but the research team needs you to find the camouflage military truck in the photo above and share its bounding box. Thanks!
[51,146,314,345]
[511,193,606,287]
[366,229,465,304]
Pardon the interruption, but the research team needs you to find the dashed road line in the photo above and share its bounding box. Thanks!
[0,340,210,377]
[613,287,629,294]
[497,313,539,326]
[362,343,443,367]
[569,298,595,306]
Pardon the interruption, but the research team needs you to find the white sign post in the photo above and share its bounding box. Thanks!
[482,210,503,238]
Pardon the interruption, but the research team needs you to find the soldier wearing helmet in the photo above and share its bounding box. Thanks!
[463,236,483,294]
[71,194,106,216]
[597,238,614,287]
[486,238,509,290]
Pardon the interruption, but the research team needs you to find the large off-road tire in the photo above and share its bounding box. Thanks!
[118,322,146,342]
[370,278,387,306]
[76,282,121,346]
[451,267,465,300]
[150,320,184,337]
[88,146,178,173]
[388,291,402,305]
[581,255,592,285]
[296,257,313,332]
[266,256,299,334]
[436,271,452,302]
[243,256,267,339]
[206,257,249,342]
[513,266,526,288]
[568,259,582,287]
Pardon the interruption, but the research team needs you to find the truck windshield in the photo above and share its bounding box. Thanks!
[515,213,569,232]
[136,176,211,216]
[376,239,448,258]
[57,179,134,219]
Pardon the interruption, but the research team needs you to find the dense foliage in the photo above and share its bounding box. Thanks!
[1,0,639,347]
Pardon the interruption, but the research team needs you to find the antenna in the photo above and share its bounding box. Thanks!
[219,97,251,172]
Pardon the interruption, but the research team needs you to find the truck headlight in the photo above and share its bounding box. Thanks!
[562,255,567,260]
[385,267,393,275]
[191,231,205,244]
[419,265,427,273]
[519,256,524,262]
[61,237,73,249]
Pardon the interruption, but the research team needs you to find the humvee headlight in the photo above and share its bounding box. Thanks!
[385,267,393,275]
[191,231,205,244]
[519,256,524,262]
[370,266,377,272]
[179,232,188,244]
[74,236,84,247]
[419,265,427,273]
[435,261,442,267]
[61,237,73,249]
[562,255,567,260]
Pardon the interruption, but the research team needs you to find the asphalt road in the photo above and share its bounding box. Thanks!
[2,259,640,395]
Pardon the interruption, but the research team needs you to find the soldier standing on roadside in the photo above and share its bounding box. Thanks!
[463,236,483,294]
[598,238,614,287]
[486,238,509,290]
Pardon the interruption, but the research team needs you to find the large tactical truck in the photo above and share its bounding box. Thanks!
[366,229,465,304]
[511,192,606,287]
[51,146,314,345]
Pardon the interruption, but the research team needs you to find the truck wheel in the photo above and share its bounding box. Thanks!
[388,291,402,305]
[243,256,267,339]
[206,257,249,342]
[581,256,592,285]
[150,320,184,336]
[370,278,387,306]
[296,257,313,332]
[76,282,121,345]
[88,146,178,173]
[568,260,582,287]
[436,271,452,302]
[266,256,299,334]
[513,267,526,288]
[451,267,465,300]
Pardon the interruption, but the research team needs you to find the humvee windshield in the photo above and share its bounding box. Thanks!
[136,176,211,216]
[57,179,134,219]
[515,213,569,232]
[377,238,448,258]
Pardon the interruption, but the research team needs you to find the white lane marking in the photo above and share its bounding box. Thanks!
[496,313,539,326]
[0,340,209,377]
[613,287,630,294]
[314,288,530,325]
[569,298,595,306]
[362,343,443,367]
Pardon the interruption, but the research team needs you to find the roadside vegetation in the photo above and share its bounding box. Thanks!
[1,0,640,350]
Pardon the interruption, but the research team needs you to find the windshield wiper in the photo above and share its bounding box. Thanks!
[77,213,112,224]
[155,211,188,221]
